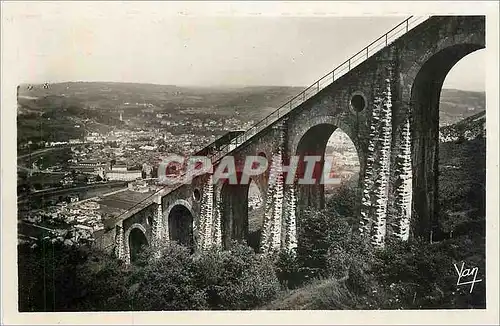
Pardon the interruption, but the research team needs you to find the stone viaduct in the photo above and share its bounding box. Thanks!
[98,16,485,264]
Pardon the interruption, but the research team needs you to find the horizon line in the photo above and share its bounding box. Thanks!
[17,81,486,93]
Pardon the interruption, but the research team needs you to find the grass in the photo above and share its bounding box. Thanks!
[260,277,361,310]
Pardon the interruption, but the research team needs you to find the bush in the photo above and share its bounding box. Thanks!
[129,243,208,311]
[296,202,363,280]
[371,235,486,309]
[326,232,375,296]
[274,248,303,289]
[192,242,281,310]
[127,241,281,311]
[19,240,281,311]
[18,240,131,312]
[326,183,358,219]
[278,183,368,290]
[297,207,341,278]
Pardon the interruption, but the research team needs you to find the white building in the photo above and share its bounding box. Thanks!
[139,145,156,151]
[106,170,142,181]
[111,164,128,172]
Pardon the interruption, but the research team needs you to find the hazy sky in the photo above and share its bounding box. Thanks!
[9,2,485,91]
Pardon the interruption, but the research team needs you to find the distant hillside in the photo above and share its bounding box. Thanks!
[18,83,484,123]
[440,110,485,142]
[438,110,486,238]
[17,83,485,149]
[18,82,304,116]
[439,89,485,126]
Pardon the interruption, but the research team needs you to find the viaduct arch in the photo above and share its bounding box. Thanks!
[126,223,148,264]
[401,30,485,238]
[164,199,195,248]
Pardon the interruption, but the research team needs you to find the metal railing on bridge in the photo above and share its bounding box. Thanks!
[208,15,430,163]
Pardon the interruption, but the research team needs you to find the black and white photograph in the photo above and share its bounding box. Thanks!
[1,1,499,324]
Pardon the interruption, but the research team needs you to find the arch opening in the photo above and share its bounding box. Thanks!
[295,124,360,212]
[219,174,264,252]
[410,44,485,239]
[247,179,264,252]
[168,204,194,248]
[128,227,148,264]
[324,128,361,216]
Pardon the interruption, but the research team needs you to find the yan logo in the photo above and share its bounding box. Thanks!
[453,261,483,293]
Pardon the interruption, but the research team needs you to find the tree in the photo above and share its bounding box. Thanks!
[18,240,131,312]
[130,243,207,310]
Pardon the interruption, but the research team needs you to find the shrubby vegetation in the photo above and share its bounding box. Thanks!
[270,180,485,310]
[18,240,280,311]
[18,241,131,311]
[19,130,486,312]
[18,181,485,311]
